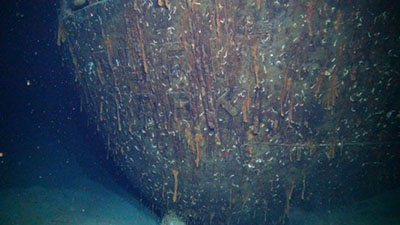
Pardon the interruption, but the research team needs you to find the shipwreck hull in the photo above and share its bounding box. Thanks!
[59,0,400,224]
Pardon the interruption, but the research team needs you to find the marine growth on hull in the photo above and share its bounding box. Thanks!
[58,0,400,224]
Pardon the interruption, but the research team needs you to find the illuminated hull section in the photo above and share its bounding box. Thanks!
[59,0,400,224]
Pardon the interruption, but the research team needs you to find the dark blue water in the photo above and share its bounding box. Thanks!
[0,2,159,224]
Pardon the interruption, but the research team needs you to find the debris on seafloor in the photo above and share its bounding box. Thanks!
[161,211,186,225]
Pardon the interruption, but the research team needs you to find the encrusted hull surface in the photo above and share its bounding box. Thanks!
[59,0,400,224]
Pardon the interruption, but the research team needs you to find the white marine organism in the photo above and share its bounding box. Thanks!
[73,0,86,7]
[161,211,186,225]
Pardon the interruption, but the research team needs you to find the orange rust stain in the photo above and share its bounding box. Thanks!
[215,133,222,146]
[251,42,260,87]
[172,169,179,202]
[69,46,81,82]
[335,10,342,30]
[284,180,296,220]
[306,0,315,37]
[272,119,278,130]
[350,65,357,81]
[254,64,260,87]
[288,100,294,123]
[136,20,148,74]
[114,95,122,131]
[215,1,222,39]
[280,63,291,105]
[251,42,258,59]
[117,107,121,131]
[307,140,317,155]
[185,123,195,153]
[323,2,328,12]
[325,74,338,111]
[71,53,78,71]
[326,140,337,160]
[95,60,104,85]
[165,0,170,9]
[314,70,325,96]
[242,97,251,123]
[247,125,256,141]
[337,41,344,57]
[247,146,255,158]
[101,26,114,67]
[57,19,66,46]
[194,132,205,167]
[241,191,251,209]
[99,101,103,121]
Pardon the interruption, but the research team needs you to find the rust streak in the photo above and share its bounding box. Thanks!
[135,19,148,74]
[172,169,179,202]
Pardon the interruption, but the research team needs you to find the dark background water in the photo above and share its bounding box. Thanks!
[0,2,160,224]
[0,0,94,189]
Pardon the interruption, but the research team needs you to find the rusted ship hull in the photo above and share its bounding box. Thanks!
[59,0,400,224]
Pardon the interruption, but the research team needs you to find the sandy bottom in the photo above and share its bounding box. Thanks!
[1,174,398,225]
[0,179,160,225]
[0,121,160,225]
